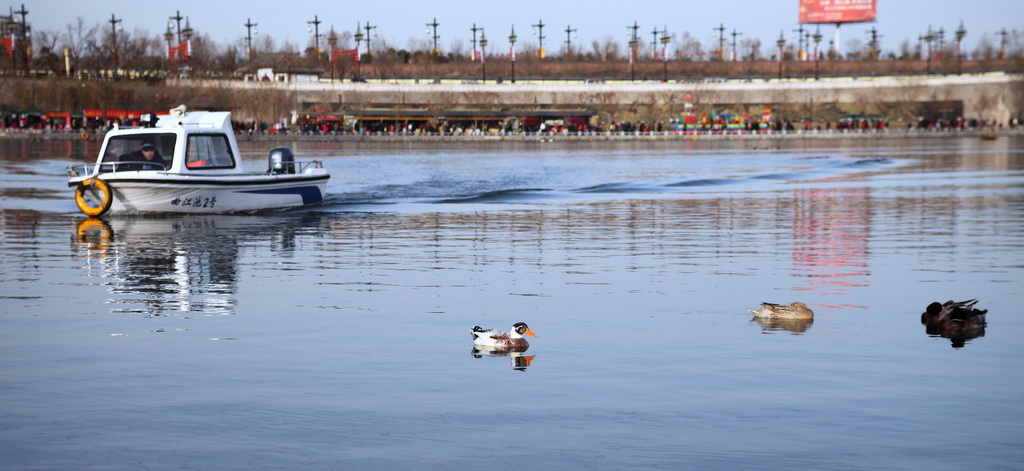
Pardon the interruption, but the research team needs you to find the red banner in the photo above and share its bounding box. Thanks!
[168,41,190,64]
[799,0,877,24]
[331,48,359,64]
[82,109,147,120]
[0,36,13,57]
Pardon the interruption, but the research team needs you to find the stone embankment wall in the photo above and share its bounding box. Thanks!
[208,73,1022,126]
[1,73,1019,130]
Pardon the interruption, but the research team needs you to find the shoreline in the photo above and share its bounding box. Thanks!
[2,127,1020,142]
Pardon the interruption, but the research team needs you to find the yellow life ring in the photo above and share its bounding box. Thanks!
[74,178,113,217]
[81,131,90,140]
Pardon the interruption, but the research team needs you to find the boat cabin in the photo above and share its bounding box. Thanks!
[96,109,246,175]
[69,106,329,217]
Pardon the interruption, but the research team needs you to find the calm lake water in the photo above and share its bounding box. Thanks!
[1,136,1022,470]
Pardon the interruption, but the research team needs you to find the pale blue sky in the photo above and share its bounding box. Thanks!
[15,0,1019,55]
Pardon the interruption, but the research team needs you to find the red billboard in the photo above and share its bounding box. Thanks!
[799,0,877,24]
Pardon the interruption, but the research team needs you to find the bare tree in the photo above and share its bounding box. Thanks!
[63,17,97,71]
[591,35,621,61]
[32,29,63,72]
[674,32,703,61]
[516,41,538,63]
[448,39,465,59]
[845,38,864,60]
[188,32,224,73]
[281,40,301,55]
[254,35,277,55]
[895,39,916,60]
[1008,30,1024,58]
[406,36,433,55]
[331,30,353,51]
[740,37,762,61]
[971,34,995,60]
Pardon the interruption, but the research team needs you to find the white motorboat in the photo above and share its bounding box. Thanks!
[67,106,330,216]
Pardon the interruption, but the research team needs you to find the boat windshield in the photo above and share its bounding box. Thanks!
[101,134,176,171]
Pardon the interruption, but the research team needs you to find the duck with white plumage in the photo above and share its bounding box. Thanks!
[470,322,536,351]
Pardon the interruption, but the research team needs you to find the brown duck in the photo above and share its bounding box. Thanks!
[749,302,814,320]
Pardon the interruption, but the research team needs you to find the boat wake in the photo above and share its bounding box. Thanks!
[314,157,895,211]
[435,188,558,203]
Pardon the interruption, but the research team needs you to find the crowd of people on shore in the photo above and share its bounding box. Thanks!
[1,114,1019,137]
[280,116,1019,136]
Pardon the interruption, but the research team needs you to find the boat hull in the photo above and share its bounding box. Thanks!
[70,172,329,214]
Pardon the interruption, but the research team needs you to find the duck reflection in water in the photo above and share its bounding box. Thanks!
[750,316,814,334]
[470,323,537,371]
[921,299,988,348]
[471,346,536,371]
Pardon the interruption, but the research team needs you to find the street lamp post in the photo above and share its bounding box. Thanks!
[627,22,640,82]
[955,20,967,75]
[650,27,659,60]
[244,18,258,63]
[108,14,122,77]
[996,28,1008,59]
[923,27,936,74]
[169,10,183,44]
[792,24,805,60]
[564,25,577,58]
[354,22,363,52]
[427,18,440,55]
[714,23,726,60]
[866,26,881,60]
[813,27,823,80]
[776,31,786,80]
[354,24,364,80]
[307,15,322,59]
[479,30,487,82]
[363,22,377,56]
[509,26,517,83]
[730,29,742,61]
[327,28,338,81]
[164,26,174,69]
[470,24,481,61]
[181,18,193,66]
[660,27,670,82]
[803,30,811,60]
[531,20,545,58]
[182,19,193,41]
[12,3,28,72]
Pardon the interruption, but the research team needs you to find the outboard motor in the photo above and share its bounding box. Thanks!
[268,146,295,174]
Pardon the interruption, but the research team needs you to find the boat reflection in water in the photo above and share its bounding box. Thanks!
[750,316,814,334]
[471,346,536,371]
[72,214,326,317]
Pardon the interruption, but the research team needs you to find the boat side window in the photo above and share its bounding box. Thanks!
[185,134,235,169]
